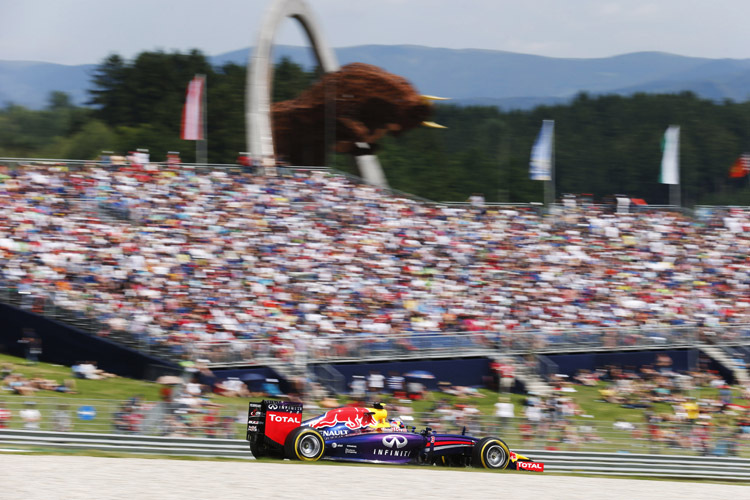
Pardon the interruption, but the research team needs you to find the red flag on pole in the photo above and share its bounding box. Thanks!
[181,76,205,141]
[728,154,750,178]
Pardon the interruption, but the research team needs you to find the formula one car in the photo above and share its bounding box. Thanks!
[246,400,543,471]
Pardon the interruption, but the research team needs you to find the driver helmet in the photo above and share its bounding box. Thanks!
[388,418,405,430]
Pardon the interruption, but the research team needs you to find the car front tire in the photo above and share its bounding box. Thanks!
[472,437,510,470]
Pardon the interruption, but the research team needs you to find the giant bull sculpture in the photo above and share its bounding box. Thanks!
[271,63,443,166]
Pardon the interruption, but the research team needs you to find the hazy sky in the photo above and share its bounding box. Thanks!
[1,0,749,65]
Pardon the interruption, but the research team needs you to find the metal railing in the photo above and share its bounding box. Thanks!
[0,397,247,439]
[516,449,750,480]
[4,280,750,367]
[1,431,749,480]
[188,325,750,367]
[0,428,252,459]
[1,397,748,460]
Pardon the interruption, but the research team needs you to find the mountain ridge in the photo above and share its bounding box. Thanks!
[2,45,749,110]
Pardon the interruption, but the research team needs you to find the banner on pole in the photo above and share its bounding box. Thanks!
[728,153,750,178]
[181,76,205,141]
[529,120,554,181]
[660,125,680,185]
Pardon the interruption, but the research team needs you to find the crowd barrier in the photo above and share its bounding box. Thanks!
[3,277,750,368]
[188,325,750,367]
[1,429,748,480]
[0,397,747,459]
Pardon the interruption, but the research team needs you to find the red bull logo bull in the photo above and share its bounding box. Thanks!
[309,407,377,430]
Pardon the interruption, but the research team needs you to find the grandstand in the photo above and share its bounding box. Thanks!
[0,158,749,392]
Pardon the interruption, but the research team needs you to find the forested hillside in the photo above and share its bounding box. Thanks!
[1,49,749,205]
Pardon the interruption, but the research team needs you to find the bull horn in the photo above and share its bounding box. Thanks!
[421,95,450,101]
[422,121,447,129]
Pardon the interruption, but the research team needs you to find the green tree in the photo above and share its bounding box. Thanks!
[88,54,131,126]
[272,57,316,102]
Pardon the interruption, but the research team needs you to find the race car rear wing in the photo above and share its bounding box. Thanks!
[247,400,303,450]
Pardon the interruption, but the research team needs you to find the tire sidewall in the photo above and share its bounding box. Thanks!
[285,427,325,461]
[250,439,265,459]
[473,437,510,470]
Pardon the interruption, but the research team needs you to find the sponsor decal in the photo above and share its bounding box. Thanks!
[265,402,303,414]
[268,414,301,424]
[331,442,338,448]
[264,410,302,445]
[517,461,544,472]
[382,435,407,449]
[345,448,357,454]
[309,407,376,430]
[247,425,258,432]
[510,451,518,462]
[373,448,411,457]
[322,429,349,438]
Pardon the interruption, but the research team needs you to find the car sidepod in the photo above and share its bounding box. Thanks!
[323,432,425,464]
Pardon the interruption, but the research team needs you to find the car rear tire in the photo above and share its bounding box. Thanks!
[249,438,266,459]
[472,437,510,470]
[285,427,325,461]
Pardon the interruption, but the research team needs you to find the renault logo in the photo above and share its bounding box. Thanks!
[382,435,407,449]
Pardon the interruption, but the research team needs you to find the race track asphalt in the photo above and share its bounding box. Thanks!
[2,454,745,500]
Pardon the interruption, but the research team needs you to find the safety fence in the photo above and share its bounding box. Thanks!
[188,326,750,367]
[5,276,750,367]
[514,449,750,480]
[0,397,247,439]
[1,398,748,459]
[0,428,251,459]
[1,429,748,480]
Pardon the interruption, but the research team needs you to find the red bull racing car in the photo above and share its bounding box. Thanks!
[246,400,543,472]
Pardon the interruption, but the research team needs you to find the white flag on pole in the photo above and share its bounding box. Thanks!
[660,125,680,185]
[530,120,554,181]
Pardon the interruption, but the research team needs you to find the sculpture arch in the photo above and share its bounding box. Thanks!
[246,0,339,164]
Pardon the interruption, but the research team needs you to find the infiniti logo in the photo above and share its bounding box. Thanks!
[382,435,407,449]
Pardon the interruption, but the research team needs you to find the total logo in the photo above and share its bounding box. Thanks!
[268,414,301,424]
[382,435,407,449]
[517,461,544,472]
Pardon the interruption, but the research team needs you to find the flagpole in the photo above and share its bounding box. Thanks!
[547,126,556,209]
[669,184,681,208]
[197,74,207,165]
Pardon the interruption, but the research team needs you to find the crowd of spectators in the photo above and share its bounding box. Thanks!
[1,161,750,366]
[1,363,77,396]
[565,355,750,455]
